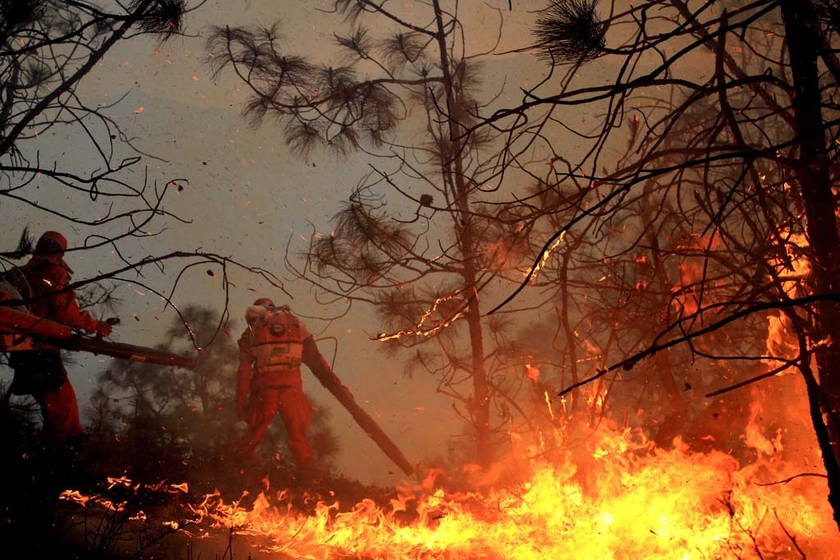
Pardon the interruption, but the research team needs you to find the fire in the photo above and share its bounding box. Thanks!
[764,230,811,372]
[523,231,566,283]
[375,292,467,341]
[164,413,832,559]
[58,357,838,558]
[60,415,838,558]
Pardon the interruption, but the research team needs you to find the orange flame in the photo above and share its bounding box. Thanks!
[524,232,566,283]
[59,414,837,558]
[196,425,835,558]
[376,292,466,341]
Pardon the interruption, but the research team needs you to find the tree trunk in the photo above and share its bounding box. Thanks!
[432,0,492,467]
[642,189,689,446]
[779,0,840,530]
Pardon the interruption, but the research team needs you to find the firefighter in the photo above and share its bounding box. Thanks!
[236,298,350,474]
[5,231,114,453]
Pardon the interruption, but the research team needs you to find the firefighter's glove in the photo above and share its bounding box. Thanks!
[95,320,113,338]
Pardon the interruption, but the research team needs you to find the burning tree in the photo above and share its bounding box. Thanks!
[475,0,840,527]
[206,1,557,468]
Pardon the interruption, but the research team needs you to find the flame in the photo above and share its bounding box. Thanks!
[524,232,566,283]
[525,363,540,380]
[189,425,835,559]
[376,292,467,341]
[670,232,726,316]
[544,391,556,421]
[58,347,838,558]
[764,231,811,372]
[743,397,783,457]
[60,413,838,558]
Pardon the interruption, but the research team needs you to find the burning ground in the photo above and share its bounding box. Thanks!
[8,378,839,560]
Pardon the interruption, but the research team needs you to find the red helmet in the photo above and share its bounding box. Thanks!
[36,231,68,254]
[35,231,72,273]
[253,297,274,308]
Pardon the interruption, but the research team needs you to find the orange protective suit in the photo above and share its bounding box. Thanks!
[6,232,112,451]
[235,302,346,468]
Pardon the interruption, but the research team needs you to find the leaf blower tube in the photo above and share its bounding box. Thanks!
[0,306,197,369]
